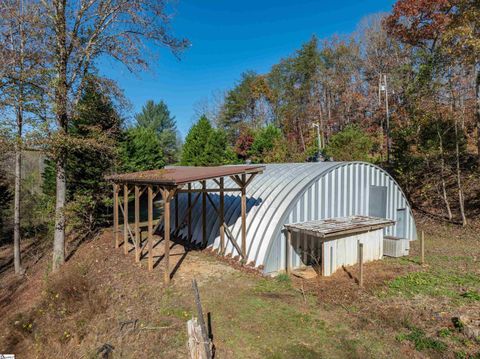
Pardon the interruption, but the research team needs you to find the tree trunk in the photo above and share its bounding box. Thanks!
[298,122,306,151]
[450,77,467,226]
[437,128,452,221]
[476,67,480,164]
[53,156,66,270]
[13,0,26,276]
[52,0,68,272]
[455,121,467,226]
[13,116,22,275]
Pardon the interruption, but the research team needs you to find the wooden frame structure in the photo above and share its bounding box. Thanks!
[107,166,264,285]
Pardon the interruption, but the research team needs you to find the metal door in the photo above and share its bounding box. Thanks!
[396,208,406,238]
[369,186,387,218]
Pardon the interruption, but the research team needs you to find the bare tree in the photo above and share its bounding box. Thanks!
[32,0,188,271]
[0,0,45,275]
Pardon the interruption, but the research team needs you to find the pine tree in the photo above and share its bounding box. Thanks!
[119,126,166,171]
[43,79,122,229]
[181,116,228,166]
[135,100,179,163]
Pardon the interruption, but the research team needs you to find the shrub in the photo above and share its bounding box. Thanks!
[249,125,284,163]
[324,124,373,162]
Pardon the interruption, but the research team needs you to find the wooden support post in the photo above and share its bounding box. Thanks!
[123,184,129,255]
[148,186,154,271]
[358,242,364,287]
[420,230,425,265]
[321,242,325,276]
[202,180,207,248]
[286,230,291,274]
[164,189,171,285]
[188,183,192,241]
[175,194,179,231]
[113,184,119,248]
[241,174,247,261]
[134,185,140,262]
[219,177,225,255]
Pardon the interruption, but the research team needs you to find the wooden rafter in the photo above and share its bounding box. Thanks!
[205,193,244,258]
[118,201,135,244]
[171,192,201,239]
[177,188,241,193]
[230,175,243,188]
[243,173,257,188]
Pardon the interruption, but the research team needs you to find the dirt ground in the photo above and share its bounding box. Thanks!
[0,216,479,358]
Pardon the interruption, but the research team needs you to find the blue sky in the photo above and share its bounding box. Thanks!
[101,0,396,138]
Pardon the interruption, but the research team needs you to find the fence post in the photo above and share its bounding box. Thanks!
[286,230,291,274]
[188,279,212,359]
[420,230,425,265]
[358,242,364,287]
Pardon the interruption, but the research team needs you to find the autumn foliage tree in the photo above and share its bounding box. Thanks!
[194,0,480,224]
[36,0,188,271]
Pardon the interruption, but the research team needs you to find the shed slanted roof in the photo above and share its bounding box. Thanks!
[284,215,395,239]
[105,165,265,186]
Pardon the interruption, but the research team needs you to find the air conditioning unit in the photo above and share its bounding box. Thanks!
[383,236,409,257]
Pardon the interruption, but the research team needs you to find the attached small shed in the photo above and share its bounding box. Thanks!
[171,162,416,274]
[284,216,394,276]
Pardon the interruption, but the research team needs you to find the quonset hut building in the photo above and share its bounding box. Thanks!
[171,162,416,275]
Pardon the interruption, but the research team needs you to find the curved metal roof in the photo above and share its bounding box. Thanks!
[173,162,416,272]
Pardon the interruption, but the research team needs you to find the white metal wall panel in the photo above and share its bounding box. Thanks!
[321,230,383,277]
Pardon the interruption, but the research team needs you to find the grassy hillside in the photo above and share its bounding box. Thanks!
[0,217,479,358]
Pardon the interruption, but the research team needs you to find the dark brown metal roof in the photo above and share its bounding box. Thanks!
[105,165,265,186]
[284,215,395,239]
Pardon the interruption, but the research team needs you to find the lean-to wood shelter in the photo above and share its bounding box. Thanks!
[105,165,264,284]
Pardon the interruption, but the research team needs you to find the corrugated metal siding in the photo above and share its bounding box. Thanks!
[168,162,417,274]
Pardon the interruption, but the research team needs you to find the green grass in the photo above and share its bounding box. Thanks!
[460,290,480,301]
[396,326,447,353]
[438,327,453,338]
[3,222,480,358]
[382,270,479,301]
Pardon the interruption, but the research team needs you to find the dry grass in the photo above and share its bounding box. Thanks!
[0,215,479,358]
[4,263,110,357]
